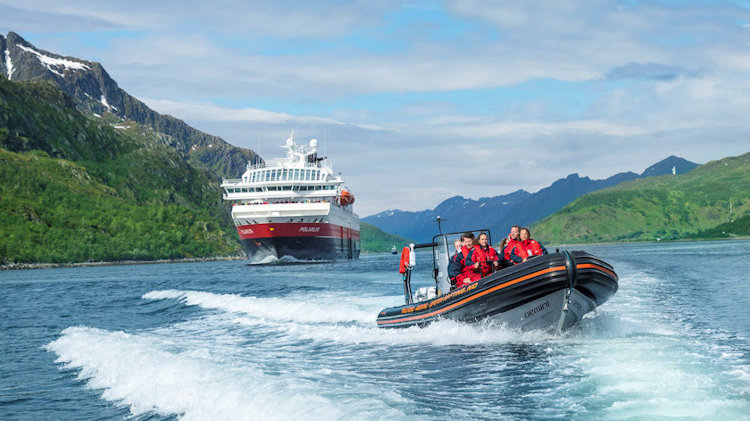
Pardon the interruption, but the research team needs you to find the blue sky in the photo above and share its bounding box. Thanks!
[2,0,750,215]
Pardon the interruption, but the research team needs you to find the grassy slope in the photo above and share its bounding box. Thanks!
[532,152,750,243]
[0,79,242,264]
[360,222,413,253]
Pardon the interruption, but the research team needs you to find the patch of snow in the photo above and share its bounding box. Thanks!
[93,113,102,118]
[4,49,14,80]
[112,124,129,129]
[100,95,119,112]
[208,144,214,148]
[17,44,90,77]
[479,202,486,208]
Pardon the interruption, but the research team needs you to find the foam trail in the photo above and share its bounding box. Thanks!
[45,326,403,421]
[251,255,331,265]
[143,289,381,324]
[278,317,558,346]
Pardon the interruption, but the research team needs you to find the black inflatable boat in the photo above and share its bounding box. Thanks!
[376,230,618,332]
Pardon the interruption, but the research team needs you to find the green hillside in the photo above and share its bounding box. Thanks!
[532,152,750,243]
[688,214,750,239]
[360,222,413,253]
[0,78,242,264]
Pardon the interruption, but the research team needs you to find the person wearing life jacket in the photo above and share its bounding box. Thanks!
[467,232,500,277]
[510,227,548,264]
[503,225,521,265]
[454,232,481,288]
[498,237,511,268]
[447,239,463,288]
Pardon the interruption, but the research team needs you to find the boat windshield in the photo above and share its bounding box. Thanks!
[432,234,452,294]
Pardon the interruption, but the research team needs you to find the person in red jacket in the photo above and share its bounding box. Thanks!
[467,232,500,277]
[455,232,481,288]
[510,227,548,264]
[503,225,521,265]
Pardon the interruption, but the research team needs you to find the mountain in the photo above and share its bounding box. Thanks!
[1,31,259,178]
[532,152,750,243]
[0,77,242,264]
[640,155,698,178]
[364,155,698,243]
[364,190,531,243]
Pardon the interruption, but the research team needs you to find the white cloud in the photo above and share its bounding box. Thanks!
[5,0,750,215]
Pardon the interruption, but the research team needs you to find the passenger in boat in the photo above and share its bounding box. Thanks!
[447,239,463,288]
[510,227,548,264]
[503,225,521,264]
[497,237,512,268]
[467,232,500,277]
[452,232,480,288]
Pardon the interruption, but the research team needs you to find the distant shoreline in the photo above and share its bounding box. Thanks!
[5,236,748,270]
[0,255,247,271]
[544,235,750,249]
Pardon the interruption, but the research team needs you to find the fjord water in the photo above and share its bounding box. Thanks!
[1,241,748,420]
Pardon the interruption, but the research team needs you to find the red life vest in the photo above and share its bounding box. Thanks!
[504,238,519,260]
[398,247,410,274]
[472,245,499,277]
[456,246,481,288]
[516,239,543,259]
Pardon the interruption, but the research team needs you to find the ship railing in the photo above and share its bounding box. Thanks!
[222,178,244,185]
[246,162,267,170]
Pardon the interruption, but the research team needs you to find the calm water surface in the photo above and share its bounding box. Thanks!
[1,240,749,420]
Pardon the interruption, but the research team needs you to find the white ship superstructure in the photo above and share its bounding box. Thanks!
[221,132,360,263]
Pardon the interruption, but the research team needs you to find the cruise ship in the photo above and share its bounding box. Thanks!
[221,132,360,263]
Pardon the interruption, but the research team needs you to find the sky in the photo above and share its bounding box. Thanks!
[2,0,750,216]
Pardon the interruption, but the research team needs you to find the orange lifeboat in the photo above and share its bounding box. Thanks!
[339,189,355,206]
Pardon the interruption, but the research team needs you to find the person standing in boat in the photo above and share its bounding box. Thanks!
[467,232,500,277]
[510,227,548,264]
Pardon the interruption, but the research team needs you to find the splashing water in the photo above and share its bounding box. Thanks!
[1,241,749,419]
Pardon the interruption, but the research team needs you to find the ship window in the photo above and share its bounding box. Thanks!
[304,169,310,180]
[281,169,288,180]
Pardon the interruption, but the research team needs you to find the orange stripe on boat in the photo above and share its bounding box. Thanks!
[377,265,567,325]
[576,263,617,280]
